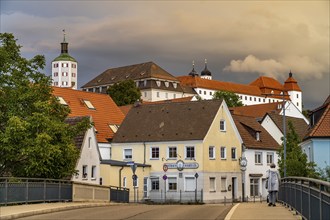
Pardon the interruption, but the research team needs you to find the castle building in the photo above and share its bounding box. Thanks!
[82,61,303,112]
[52,31,78,89]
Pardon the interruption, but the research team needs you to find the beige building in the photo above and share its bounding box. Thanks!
[110,100,243,203]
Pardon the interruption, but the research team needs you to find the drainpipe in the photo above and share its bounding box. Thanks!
[143,142,146,167]
[119,166,124,188]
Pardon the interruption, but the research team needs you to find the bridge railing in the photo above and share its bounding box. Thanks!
[0,177,72,205]
[278,176,330,220]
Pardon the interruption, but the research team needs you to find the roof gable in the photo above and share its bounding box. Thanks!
[305,103,330,139]
[82,61,179,88]
[52,87,125,143]
[265,112,309,141]
[232,114,279,150]
[112,100,223,143]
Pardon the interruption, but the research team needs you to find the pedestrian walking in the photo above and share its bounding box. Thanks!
[266,163,281,207]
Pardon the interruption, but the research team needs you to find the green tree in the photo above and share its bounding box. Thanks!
[212,91,243,107]
[107,79,141,106]
[278,120,318,178]
[0,33,90,178]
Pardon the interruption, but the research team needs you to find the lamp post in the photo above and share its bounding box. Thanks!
[263,92,289,177]
[195,172,199,203]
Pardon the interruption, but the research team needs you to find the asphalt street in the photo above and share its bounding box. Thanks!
[16,204,233,220]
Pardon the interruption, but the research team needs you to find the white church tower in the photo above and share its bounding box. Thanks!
[52,30,78,89]
[284,71,302,112]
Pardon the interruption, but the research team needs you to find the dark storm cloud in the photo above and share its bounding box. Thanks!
[1,1,329,109]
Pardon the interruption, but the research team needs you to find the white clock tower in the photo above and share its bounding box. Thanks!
[52,30,78,89]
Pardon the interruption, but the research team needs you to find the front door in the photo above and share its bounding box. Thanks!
[232,177,237,201]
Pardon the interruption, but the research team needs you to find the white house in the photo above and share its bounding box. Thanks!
[232,114,280,201]
[66,116,101,184]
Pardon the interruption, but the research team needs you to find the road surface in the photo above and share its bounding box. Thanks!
[18,204,233,220]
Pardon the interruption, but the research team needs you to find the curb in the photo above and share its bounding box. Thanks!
[0,203,113,220]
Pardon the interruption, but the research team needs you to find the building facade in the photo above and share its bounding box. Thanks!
[110,100,243,203]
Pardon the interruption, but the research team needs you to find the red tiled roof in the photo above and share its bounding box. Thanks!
[52,87,125,143]
[305,103,330,138]
[250,76,284,90]
[230,102,283,118]
[178,76,263,96]
[284,76,301,91]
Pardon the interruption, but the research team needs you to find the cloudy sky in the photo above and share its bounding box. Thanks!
[1,0,329,109]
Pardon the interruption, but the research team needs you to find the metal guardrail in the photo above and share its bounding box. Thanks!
[110,186,129,203]
[0,177,72,206]
[278,176,330,220]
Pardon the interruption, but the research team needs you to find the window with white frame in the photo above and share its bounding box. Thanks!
[209,146,215,159]
[256,132,260,141]
[165,93,168,99]
[173,82,177,88]
[144,80,147,87]
[168,147,177,159]
[83,100,95,109]
[250,178,259,196]
[185,146,195,160]
[156,81,161,87]
[150,147,159,159]
[231,147,237,160]
[157,92,160,97]
[123,177,127,188]
[185,177,195,191]
[144,92,147,97]
[91,166,96,179]
[56,96,67,105]
[255,152,262,164]
[124,149,132,160]
[267,152,274,164]
[165,81,169,87]
[220,120,226,131]
[209,177,216,192]
[82,165,88,179]
[221,177,227,191]
[168,177,177,191]
[173,94,176,99]
[221,146,226,159]
[151,177,159,190]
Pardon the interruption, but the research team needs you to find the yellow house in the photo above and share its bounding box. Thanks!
[109,100,243,203]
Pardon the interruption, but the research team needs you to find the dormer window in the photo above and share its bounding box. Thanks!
[136,81,139,87]
[109,124,119,133]
[165,81,169,87]
[173,82,177,88]
[256,132,260,141]
[144,80,147,87]
[56,96,67,105]
[83,100,95,109]
[156,81,161,87]
[271,90,274,94]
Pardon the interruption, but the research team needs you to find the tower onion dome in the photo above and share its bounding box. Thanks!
[53,30,77,62]
[188,60,199,76]
[201,59,212,76]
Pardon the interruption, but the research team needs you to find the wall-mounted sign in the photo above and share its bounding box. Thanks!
[164,160,199,171]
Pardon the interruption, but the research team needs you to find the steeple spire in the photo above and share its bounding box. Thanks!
[189,60,198,76]
[61,29,68,54]
[201,58,212,79]
[63,29,66,43]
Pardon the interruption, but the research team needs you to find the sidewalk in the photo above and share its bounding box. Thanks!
[225,202,302,220]
[0,202,113,220]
